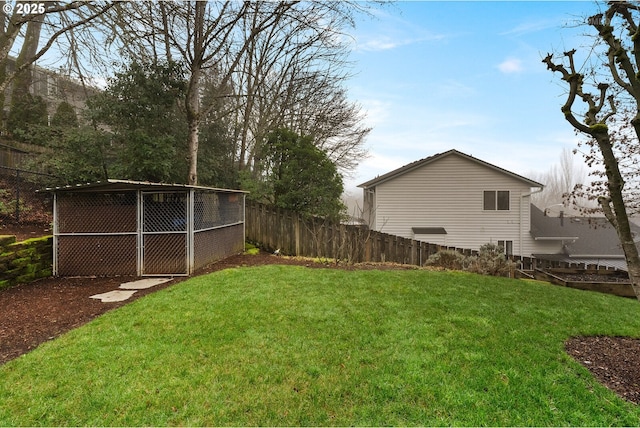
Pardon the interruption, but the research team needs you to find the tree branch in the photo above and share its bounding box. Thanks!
[0,2,116,93]
[599,195,618,228]
[543,52,592,134]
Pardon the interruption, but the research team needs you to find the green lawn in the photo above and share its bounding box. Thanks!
[1,265,640,426]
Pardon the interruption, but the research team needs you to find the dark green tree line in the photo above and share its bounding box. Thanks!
[29,61,188,184]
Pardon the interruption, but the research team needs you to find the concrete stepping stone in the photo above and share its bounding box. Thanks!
[90,278,172,303]
[119,278,172,290]
[90,290,138,303]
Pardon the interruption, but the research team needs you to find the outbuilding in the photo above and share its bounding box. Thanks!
[44,180,246,276]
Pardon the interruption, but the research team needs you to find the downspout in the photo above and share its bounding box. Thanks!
[520,187,544,258]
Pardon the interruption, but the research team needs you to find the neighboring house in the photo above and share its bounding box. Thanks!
[3,56,96,123]
[358,149,544,258]
[530,204,640,271]
[358,148,640,270]
[0,57,97,170]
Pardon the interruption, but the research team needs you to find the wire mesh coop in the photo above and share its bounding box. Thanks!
[44,180,246,276]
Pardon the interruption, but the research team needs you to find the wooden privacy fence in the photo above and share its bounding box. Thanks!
[245,201,541,269]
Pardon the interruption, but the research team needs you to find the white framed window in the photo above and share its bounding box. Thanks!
[498,240,513,257]
[483,190,509,211]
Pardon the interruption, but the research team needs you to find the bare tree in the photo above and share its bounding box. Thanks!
[107,1,303,185]
[0,1,115,94]
[223,1,370,179]
[530,147,588,212]
[569,106,640,218]
[543,1,640,301]
[107,1,371,185]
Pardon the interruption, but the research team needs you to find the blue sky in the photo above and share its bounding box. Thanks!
[344,1,602,197]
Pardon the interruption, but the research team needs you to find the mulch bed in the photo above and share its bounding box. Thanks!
[565,336,640,405]
[1,223,639,406]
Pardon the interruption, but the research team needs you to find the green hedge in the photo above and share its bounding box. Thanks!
[0,235,53,290]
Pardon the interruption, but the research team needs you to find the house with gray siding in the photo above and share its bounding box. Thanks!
[530,204,640,270]
[358,149,544,258]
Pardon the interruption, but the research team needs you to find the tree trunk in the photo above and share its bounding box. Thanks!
[594,130,640,300]
[12,20,42,96]
[187,119,199,185]
[185,1,204,186]
[186,67,201,185]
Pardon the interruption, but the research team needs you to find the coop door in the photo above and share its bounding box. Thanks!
[141,192,189,275]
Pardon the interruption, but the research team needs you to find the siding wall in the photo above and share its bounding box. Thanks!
[367,154,546,257]
[3,56,97,125]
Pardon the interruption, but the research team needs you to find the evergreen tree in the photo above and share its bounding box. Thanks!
[259,128,345,219]
[88,61,187,182]
[51,102,78,128]
[7,92,48,140]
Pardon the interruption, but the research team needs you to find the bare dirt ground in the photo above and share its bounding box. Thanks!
[0,223,52,241]
[1,224,639,406]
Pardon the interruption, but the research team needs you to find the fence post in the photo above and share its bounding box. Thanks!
[364,230,371,263]
[15,168,20,223]
[294,214,300,256]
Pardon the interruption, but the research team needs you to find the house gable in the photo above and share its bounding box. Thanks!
[358,149,542,190]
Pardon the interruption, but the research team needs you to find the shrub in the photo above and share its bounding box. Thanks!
[244,242,260,255]
[426,250,470,270]
[0,190,30,218]
[468,243,515,277]
[426,243,516,277]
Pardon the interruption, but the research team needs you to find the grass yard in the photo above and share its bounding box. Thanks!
[1,265,640,426]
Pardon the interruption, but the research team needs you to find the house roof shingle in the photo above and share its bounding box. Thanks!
[357,149,544,189]
[530,204,640,257]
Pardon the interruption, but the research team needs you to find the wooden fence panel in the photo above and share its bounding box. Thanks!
[245,201,547,269]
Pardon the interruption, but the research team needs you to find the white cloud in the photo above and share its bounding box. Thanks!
[352,10,446,53]
[499,20,556,37]
[498,58,524,74]
[355,34,444,53]
[359,98,392,126]
[356,36,401,52]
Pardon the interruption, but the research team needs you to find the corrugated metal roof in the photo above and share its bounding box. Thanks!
[39,179,248,194]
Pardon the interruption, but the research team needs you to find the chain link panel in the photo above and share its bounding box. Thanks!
[193,224,244,271]
[143,233,187,275]
[57,235,137,276]
[143,192,187,232]
[57,192,137,233]
[55,188,244,276]
[194,191,243,231]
